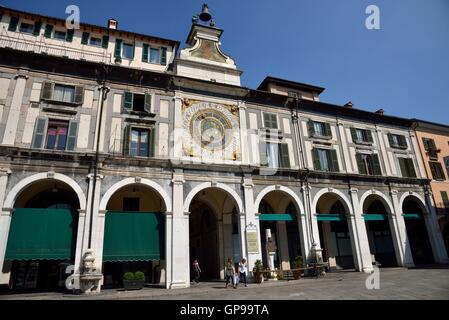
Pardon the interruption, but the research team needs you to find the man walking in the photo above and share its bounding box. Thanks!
[192,259,201,285]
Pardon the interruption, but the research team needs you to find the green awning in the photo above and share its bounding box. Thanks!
[259,214,297,222]
[316,214,346,222]
[403,213,423,220]
[364,214,388,221]
[103,211,165,262]
[5,208,78,261]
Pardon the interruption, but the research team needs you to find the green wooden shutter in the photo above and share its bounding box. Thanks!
[429,139,437,151]
[144,93,152,113]
[123,91,133,111]
[429,162,437,180]
[115,39,123,63]
[44,24,53,38]
[398,158,408,177]
[74,86,84,105]
[325,123,332,137]
[351,128,358,143]
[8,16,19,32]
[81,32,90,45]
[142,44,149,62]
[308,120,315,137]
[41,82,53,100]
[259,140,268,167]
[399,135,408,148]
[149,128,156,158]
[435,162,446,180]
[32,21,42,36]
[312,148,321,171]
[66,120,79,151]
[406,158,417,178]
[366,130,374,143]
[372,154,382,175]
[422,138,430,151]
[161,47,167,65]
[388,134,395,148]
[31,117,48,149]
[356,154,367,175]
[123,125,131,156]
[102,35,109,49]
[66,29,74,42]
[330,149,340,172]
[279,143,291,169]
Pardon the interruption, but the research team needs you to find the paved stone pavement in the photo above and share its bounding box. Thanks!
[1,267,448,300]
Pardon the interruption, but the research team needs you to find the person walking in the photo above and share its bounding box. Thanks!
[238,258,248,287]
[192,259,201,285]
[225,258,236,289]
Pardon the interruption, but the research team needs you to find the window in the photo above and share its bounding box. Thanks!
[19,22,33,34]
[429,161,446,181]
[53,84,75,103]
[356,153,382,175]
[122,92,152,113]
[398,158,417,178]
[123,126,155,158]
[53,30,67,40]
[444,156,449,178]
[89,37,102,47]
[441,192,449,209]
[263,113,278,129]
[288,91,299,99]
[351,128,373,144]
[312,148,339,172]
[423,138,438,160]
[142,44,167,65]
[260,142,290,169]
[150,48,160,64]
[122,43,134,60]
[388,133,407,149]
[308,120,331,139]
[123,198,140,212]
[46,120,69,150]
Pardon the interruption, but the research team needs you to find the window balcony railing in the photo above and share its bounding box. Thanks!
[0,27,112,64]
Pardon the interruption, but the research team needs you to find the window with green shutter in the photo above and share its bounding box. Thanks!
[309,121,332,139]
[66,120,79,151]
[388,133,407,149]
[372,154,382,175]
[423,138,438,160]
[398,158,417,178]
[161,47,167,65]
[312,148,322,171]
[356,154,367,175]
[263,113,278,129]
[123,91,133,111]
[144,93,152,113]
[259,140,268,167]
[81,32,90,45]
[356,153,381,175]
[41,82,53,100]
[123,125,131,156]
[142,44,149,62]
[115,39,123,63]
[44,24,53,38]
[32,21,42,36]
[102,35,109,49]
[31,117,48,149]
[429,161,446,181]
[279,143,291,169]
[66,29,74,42]
[330,149,340,172]
[351,128,373,144]
[8,16,19,32]
[122,92,153,114]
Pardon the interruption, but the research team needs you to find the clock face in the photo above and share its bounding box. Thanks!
[183,101,240,159]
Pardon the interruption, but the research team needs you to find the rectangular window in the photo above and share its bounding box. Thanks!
[122,43,134,60]
[46,120,69,151]
[388,133,407,149]
[53,84,75,103]
[313,148,339,172]
[266,143,280,169]
[263,113,278,129]
[122,92,152,113]
[19,22,33,34]
[260,142,291,169]
[356,153,382,176]
[150,48,160,64]
[444,156,449,178]
[53,30,67,40]
[398,158,417,178]
[123,198,140,212]
[441,192,449,209]
[309,120,331,138]
[423,138,438,160]
[429,161,446,181]
[89,37,102,47]
[351,128,373,144]
[130,128,151,158]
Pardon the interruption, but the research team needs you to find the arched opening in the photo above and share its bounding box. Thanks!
[258,191,302,271]
[402,197,434,264]
[316,193,355,270]
[188,187,241,281]
[4,179,80,292]
[363,196,397,267]
[102,184,166,289]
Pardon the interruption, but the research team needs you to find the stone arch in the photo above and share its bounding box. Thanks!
[360,190,394,214]
[254,186,305,215]
[3,172,87,211]
[312,188,353,215]
[399,192,428,213]
[184,182,243,214]
[99,178,172,213]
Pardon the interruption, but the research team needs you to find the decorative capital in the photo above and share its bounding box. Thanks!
[14,74,29,80]
[0,168,12,176]
[349,188,358,194]
[390,190,399,196]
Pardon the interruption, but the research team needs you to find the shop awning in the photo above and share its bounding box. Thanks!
[364,214,388,221]
[403,213,423,220]
[259,214,296,222]
[103,211,165,262]
[316,214,346,222]
[5,208,78,261]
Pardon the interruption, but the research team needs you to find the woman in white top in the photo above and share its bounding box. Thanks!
[238,258,248,287]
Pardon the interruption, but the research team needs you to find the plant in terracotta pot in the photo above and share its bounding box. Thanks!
[253,260,264,284]
[123,271,145,290]
[291,256,304,280]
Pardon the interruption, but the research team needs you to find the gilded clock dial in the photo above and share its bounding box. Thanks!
[190,109,233,151]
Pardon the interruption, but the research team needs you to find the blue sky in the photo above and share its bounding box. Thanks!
[2,0,448,124]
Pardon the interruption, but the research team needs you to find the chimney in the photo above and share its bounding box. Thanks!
[108,19,117,30]
[375,108,385,115]
[344,101,353,108]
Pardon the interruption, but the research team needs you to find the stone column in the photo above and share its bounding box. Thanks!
[222,214,233,275]
[424,191,449,263]
[217,219,225,279]
[0,169,12,285]
[389,190,415,267]
[164,211,173,289]
[173,97,184,159]
[347,188,374,273]
[276,221,290,270]
[88,174,103,270]
[169,173,190,288]
[301,185,319,261]
[238,101,249,165]
[242,178,262,271]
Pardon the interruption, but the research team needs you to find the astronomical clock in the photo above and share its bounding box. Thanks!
[182,99,241,161]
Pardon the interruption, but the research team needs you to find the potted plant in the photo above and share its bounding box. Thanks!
[291,256,304,280]
[123,271,145,290]
[253,260,264,284]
